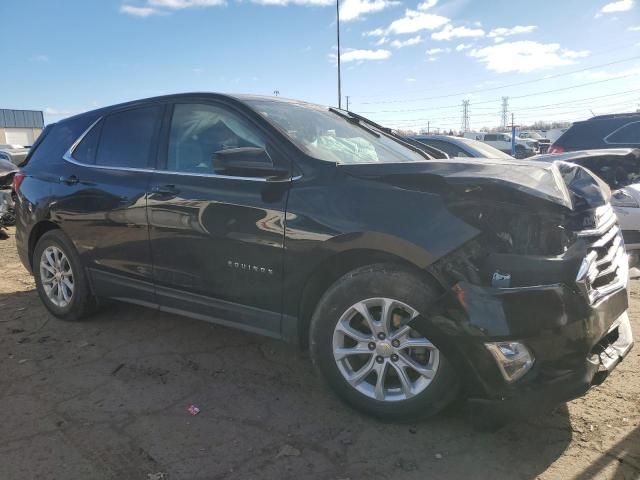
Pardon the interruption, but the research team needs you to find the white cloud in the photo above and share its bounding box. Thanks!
[386,9,449,34]
[487,25,537,41]
[431,24,485,40]
[120,4,160,16]
[406,77,417,82]
[629,25,640,30]
[252,0,331,4]
[364,27,386,36]
[390,35,423,48]
[426,47,449,55]
[340,48,391,62]
[339,0,399,21]
[455,43,472,51]
[148,0,224,7]
[597,0,634,16]
[561,49,590,59]
[469,41,591,73]
[31,54,50,62]
[417,0,437,10]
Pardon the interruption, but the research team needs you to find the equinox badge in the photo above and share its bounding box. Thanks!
[227,260,274,275]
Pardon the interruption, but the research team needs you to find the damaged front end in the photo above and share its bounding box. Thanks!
[417,159,633,420]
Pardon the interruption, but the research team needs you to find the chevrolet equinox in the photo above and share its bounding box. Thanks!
[14,93,634,423]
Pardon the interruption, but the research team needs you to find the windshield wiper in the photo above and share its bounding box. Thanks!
[331,109,435,161]
[328,108,380,138]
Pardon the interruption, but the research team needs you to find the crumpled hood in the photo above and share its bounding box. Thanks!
[339,157,610,211]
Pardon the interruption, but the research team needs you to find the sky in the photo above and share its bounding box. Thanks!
[1,0,640,132]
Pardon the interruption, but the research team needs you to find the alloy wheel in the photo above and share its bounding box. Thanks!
[39,246,74,308]
[332,297,440,402]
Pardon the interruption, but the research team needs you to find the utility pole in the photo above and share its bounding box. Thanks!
[345,95,350,111]
[461,100,470,132]
[427,121,430,134]
[510,112,516,156]
[501,96,509,129]
[336,0,342,109]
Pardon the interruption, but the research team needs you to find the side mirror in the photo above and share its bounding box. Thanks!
[212,147,288,178]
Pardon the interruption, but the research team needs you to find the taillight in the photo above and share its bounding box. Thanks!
[12,172,25,192]
[547,145,564,154]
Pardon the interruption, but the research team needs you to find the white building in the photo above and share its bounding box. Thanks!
[0,109,44,147]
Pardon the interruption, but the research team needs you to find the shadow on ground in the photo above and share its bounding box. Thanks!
[0,289,579,480]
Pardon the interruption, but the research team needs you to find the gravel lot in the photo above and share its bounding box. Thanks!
[1,226,639,480]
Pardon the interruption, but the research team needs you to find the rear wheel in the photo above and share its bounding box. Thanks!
[310,264,459,420]
[33,230,97,321]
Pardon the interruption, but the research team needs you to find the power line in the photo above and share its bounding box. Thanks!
[356,54,640,105]
[375,93,640,124]
[356,71,640,114]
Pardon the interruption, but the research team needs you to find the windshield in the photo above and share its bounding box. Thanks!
[245,99,426,164]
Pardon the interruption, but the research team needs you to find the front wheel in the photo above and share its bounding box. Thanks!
[310,264,459,421]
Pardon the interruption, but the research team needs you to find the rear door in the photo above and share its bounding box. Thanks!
[147,101,291,336]
[55,103,165,304]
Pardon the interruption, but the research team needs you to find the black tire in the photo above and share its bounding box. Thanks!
[310,263,459,421]
[33,229,97,321]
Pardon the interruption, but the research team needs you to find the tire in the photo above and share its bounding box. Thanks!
[310,263,459,421]
[33,229,97,321]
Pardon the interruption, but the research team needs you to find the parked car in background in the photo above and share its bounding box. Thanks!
[14,93,632,426]
[410,134,513,159]
[532,148,640,267]
[548,113,640,154]
[463,132,538,158]
[0,144,30,166]
[518,131,551,153]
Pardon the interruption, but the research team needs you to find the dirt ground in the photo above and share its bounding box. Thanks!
[1,227,639,480]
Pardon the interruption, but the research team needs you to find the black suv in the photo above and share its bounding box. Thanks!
[14,93,633,423]
[549,112,640,153]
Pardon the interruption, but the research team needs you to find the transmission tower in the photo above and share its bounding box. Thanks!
[461,100,470,132]
[501,96,509,128]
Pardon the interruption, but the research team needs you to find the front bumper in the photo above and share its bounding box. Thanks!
[410,280,632,421]
[468,311,633,421]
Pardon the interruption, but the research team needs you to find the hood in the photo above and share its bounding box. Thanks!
[338,157,610,211]
[0,158,18,175]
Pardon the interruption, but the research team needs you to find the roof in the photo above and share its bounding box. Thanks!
[0,109,44,129]
[587,112,640,121]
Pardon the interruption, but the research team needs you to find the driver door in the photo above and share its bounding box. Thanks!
[147,101,292,336]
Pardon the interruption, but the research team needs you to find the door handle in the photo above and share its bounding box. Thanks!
[59,175,79,185]
[151,184,180,196]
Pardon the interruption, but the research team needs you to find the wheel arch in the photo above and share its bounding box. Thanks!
[28,220,60,270]
[295,247,441,349]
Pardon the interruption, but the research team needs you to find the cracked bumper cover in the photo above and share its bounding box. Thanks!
[411,281,633,420]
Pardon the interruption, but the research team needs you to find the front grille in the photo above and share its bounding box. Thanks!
[576,205,628,304]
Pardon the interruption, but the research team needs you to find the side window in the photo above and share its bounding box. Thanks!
[95,105,162,169]
[484,134,497,141]
[166,103,266,174]
[72,121,101,165]
[427,140,467,157]
[605,121,640,144]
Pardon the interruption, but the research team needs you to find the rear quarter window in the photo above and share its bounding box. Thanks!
[24,115,99,171]
[605,121,640,145]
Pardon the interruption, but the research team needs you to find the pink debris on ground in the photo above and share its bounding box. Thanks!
[187,404,200,416]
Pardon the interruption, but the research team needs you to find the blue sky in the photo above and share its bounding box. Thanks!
[2,0,639,131]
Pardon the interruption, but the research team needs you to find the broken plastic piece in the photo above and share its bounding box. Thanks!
[187,404,200,416]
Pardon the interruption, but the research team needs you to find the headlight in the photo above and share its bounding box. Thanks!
[611,189,639,208]
[485,341,534,382]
